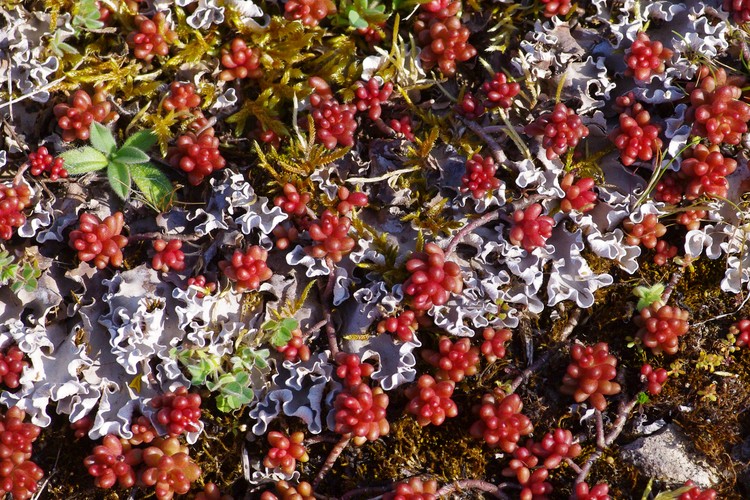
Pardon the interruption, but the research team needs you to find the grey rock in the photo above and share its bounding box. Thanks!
[620,424,721,489]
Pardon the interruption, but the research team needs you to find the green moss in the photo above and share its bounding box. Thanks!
[331,414,491,492]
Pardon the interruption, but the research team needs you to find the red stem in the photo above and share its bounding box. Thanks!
[436,479,511,499]
[313,435,351,488]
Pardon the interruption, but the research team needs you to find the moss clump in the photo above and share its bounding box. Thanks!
[338,414,490,490]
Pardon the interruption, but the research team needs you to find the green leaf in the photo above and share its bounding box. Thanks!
[89,122,117,156]
[216,385,254,412]
[271,328,293,347]
[107,162,131,200]
[632,283,665,311]
[187,360,212,385]
[21,265,33,280]
[130,162,174,211]
[263,320,279,331]
[22,278,38,292]
[113,146,151,164]
[122,129,157,152]
[216,372,254,412]
[1,265,16,282]
[280,318,299,331]
[636,391,650,405]
[348,10,369,29]
[83,17,104,29]
[59,147,109,174]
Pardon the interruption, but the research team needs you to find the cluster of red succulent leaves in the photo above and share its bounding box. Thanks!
[0,407,43,500]
[332,353,390,445]
[82,386,203,499]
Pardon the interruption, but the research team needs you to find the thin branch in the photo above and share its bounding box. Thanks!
[313,435,351,488]
[445,209,502,255]
[346,165,420,184]
[595,410,605,449]
[574,395,640,485]
[559,308,582,343]
[565,457,583,475]
[340,485,392,500]
[436,479,511,499]
[305,319,328,337]
[604,397,639,447]
[458,117,508,166]
[321,258,340,357]
[508,308,581,393]
[127,232,202,243]
[661,266,684,304]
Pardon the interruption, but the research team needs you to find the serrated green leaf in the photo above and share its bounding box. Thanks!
[113,146,151,164]
[130,162,173,212]
[89,123,117,156]
[10,282,21,293]
[122,130,157,152]
[23,278,37,292]
[59,147,109,174]
[107,162,131,200]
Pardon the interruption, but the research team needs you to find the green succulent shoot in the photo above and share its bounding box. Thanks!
[59,123,174,211]
[632,283,665,311]
[339,0,389,30]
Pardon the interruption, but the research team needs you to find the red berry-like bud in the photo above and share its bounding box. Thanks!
[219,246,273,292]
[405,375,458,427]
[635,303,690,355]
[482,72,520,109]
[525,103,589,160]
[509,203,555,252]
[560,342,621,411]
[151,239,186,272]
[305,210,356,263]
[69,212,128,269]
[219,38,263,81]
[625,32,673,81]
[403,243,463,311]
[169,130,226,185]
[53,89,117,142]
[461,154,500,198]
[127,13,176,62]
[469,390,533,453]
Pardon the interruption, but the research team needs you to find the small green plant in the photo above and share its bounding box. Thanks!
[264,318,300,347]
[632,283,665,311]
[71,0,104,32]
[337,0,389,30]
[60,123,174,211]
[0,249,41,293]
[173,345,270,413]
